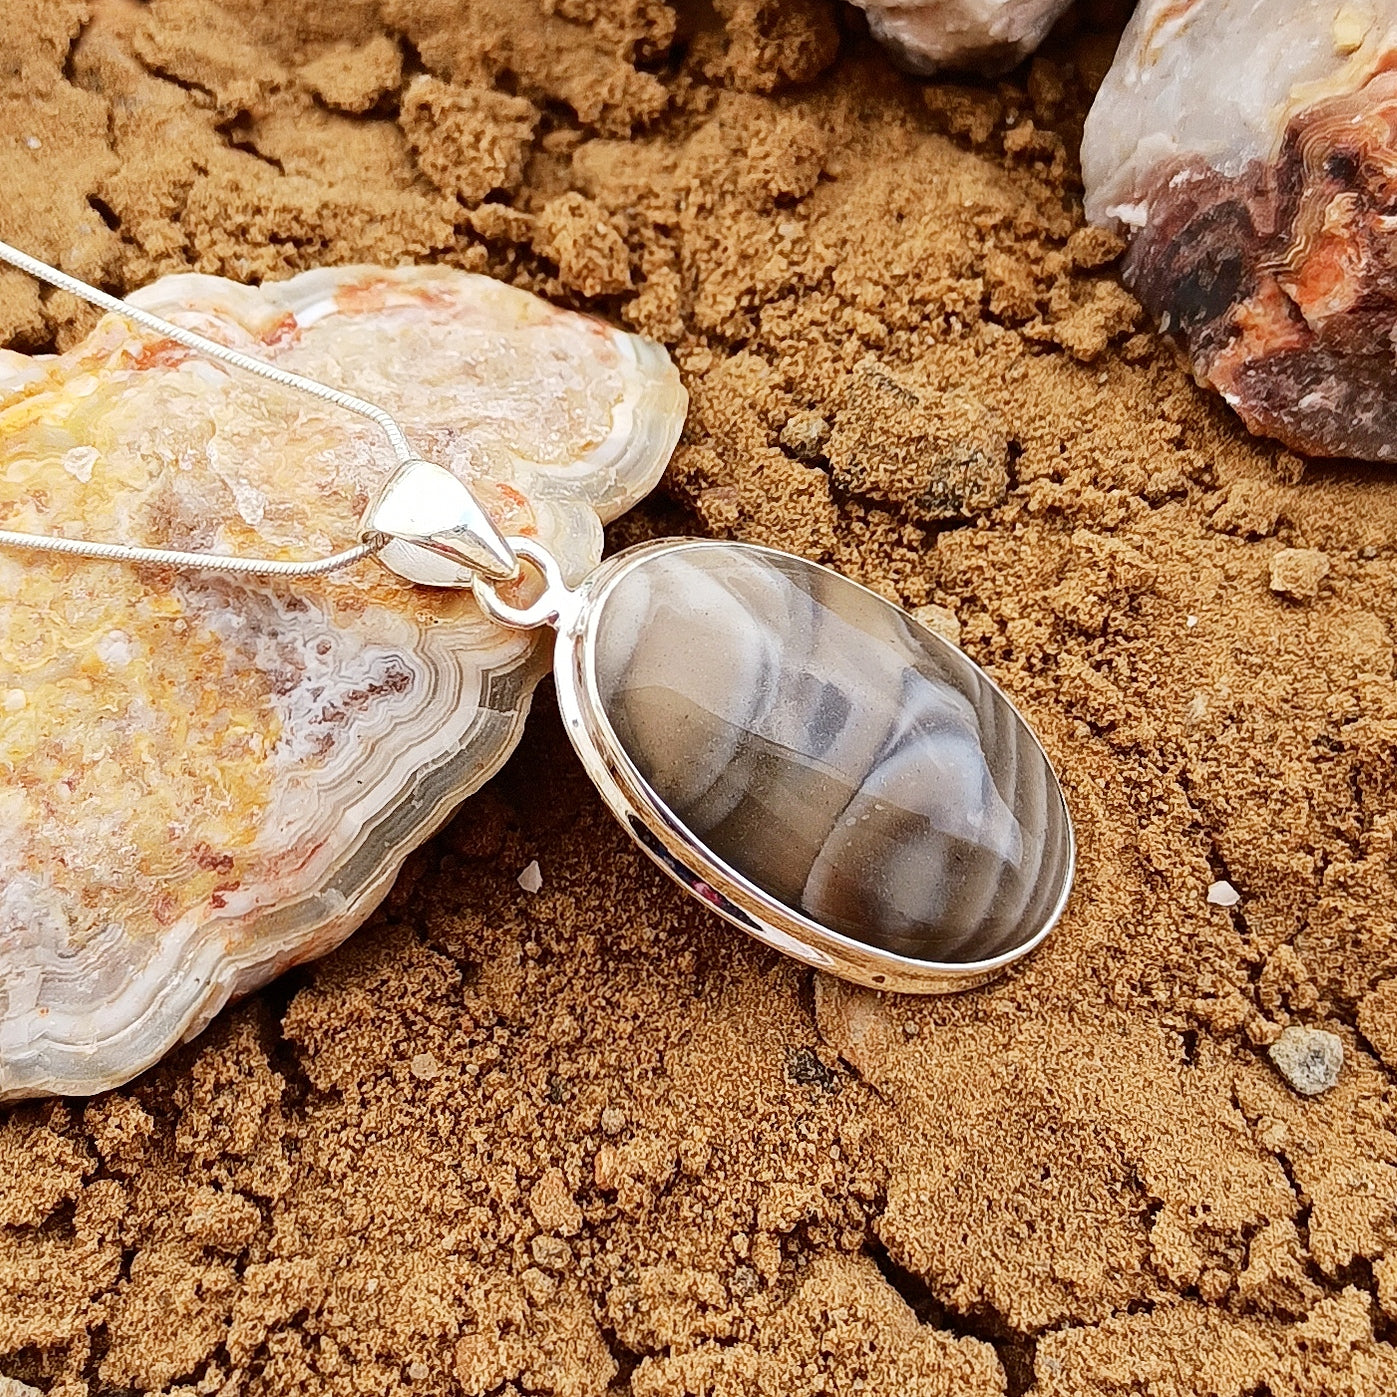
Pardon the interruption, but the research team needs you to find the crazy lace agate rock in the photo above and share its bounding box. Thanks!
[849,0,1073,74]
[1082,0,1397,461]
[0,264,684,1100]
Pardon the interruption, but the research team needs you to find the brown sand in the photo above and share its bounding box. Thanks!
[3,2,1397,1393]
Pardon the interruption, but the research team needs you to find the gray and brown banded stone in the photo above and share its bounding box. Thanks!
[589,543,1073,966]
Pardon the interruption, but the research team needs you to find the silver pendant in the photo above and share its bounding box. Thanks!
[447,533,1074,994]
[0,235,1073,1018]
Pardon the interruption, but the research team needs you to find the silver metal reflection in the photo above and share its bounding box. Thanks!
[475,536,1075,994]
[0,237,519,584]
[0,236,1072,995]
[364,458,521,586]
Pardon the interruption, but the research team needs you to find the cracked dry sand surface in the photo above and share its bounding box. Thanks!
[3,2,1397,1394]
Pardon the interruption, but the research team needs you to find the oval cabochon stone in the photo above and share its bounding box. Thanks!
[587,542,1073,966]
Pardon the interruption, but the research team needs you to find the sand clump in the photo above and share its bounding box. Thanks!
[1270,547,1332,603]
[2,1,1397,1394]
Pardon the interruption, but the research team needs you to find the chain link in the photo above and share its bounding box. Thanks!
[0,239,412,580]
[0,528,387,578]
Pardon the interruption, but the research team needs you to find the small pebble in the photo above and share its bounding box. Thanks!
[517,859,543,893]
[600,1106,627,1136]
[409,1051,440,1080]
[25,135,40,150]
[778,410,830,461]
[1269,547,1330,602]
[1268,1024,1343,1096]
[3,690,25,713]
[1206,880,1241,908]
[405,1362,428,1382]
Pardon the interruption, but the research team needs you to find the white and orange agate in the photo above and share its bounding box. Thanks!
[1083,0,1397,461]
[0,264,684,1100]
[850,0,1072,74]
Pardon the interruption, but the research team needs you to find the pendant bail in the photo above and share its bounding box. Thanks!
[361,458,520,588]
[471,536,578,632]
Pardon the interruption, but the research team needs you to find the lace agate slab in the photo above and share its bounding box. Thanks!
[1082,0,1397,461]
[0,264,684,1100]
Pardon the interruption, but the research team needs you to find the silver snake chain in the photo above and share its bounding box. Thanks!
[0,238,402,579]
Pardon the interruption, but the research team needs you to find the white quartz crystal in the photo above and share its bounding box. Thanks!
[850,0,1073,74]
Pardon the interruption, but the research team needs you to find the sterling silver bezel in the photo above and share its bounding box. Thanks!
[551,537,1076,995]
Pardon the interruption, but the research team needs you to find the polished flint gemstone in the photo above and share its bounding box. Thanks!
[589,543,1072,965]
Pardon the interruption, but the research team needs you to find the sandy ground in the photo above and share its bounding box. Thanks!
[2,1,1397,1393]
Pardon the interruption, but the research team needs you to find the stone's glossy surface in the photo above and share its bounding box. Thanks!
[1082,0,1397,461]
[849,0,1073,75]
[589,543,1071,965]
[0,263,685,1101]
